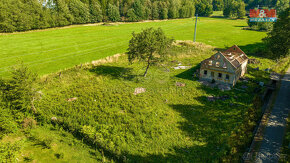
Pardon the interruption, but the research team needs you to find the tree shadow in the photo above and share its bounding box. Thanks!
[212,42,272,59]
[209,15,225,19]
[89,65,136,81]
[175,64,200,80]
[234,25,248,28]
[238,42,273,59]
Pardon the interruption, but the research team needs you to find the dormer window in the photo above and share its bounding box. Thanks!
[208,60,212,66]
[216,62,220,67]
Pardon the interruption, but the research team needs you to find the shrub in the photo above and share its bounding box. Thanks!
[55,152,64,159]
[1,64,38,112]
[22,117,37,129]
[0,141,23,162]
[0,102,18,137]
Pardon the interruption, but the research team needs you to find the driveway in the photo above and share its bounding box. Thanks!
[255,67,290,163]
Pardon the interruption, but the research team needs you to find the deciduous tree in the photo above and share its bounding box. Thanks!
[127,28,174,77]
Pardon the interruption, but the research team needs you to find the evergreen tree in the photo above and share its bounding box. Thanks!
[89,0,103,22]
[168,0,180,19]
[132,0,145,20]
[196,0,213,16]
[1,64,37,112]
[276,0,290,14]
[107,4,121,22]
[223,0,245,18]
[68,0,90,24]
[54,0,74,26]
[264,8,290,58]
[236,0,246,18]
[127,8,138,21]
[152,1,159,19]
[159,2,169,19]
[213,0,224,11]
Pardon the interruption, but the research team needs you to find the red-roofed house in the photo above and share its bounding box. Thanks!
[199,45,248,86]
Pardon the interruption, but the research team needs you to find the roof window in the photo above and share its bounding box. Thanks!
[208,60,212,66]
[216,62,220,67]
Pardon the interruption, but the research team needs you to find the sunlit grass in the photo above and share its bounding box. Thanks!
[0,17,266,77]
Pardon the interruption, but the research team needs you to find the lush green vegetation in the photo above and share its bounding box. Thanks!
[0,16,267,77]
[0,0,197,32]
[223,0,246,18]
[1,0,289,33]
[1,39,289,162]
[127,27,174,77]
[264,8,290,59]
[0,10,289,161]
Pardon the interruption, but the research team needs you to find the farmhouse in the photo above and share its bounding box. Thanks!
[199,45,248,86]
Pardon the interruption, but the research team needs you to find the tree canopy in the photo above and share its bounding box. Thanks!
[223,0,246,18]
[127,28,174,77]
[0,0,289,32]
[264,7,290,58]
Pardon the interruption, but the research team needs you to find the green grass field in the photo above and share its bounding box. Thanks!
[0,17,266,77]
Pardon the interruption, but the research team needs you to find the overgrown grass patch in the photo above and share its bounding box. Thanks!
[29,42,288,162]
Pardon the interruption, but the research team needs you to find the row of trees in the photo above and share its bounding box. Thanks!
[244,0,289,14]
[0,0,288,32]
[0,0,197,32]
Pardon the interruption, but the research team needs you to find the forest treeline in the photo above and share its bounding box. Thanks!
[0,0,288,32]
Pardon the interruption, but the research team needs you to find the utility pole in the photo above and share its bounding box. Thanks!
[194,14,198,42]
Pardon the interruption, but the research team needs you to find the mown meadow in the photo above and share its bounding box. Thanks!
[0,16,266,77]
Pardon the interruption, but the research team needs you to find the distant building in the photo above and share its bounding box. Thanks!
[199,45,248,86]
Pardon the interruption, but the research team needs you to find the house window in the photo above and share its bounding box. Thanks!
[208,60,212,66]
[216,62,220,67]
[211,72,214,77]
[218,73,222,78]
[226,74,230,80]
[204,70,208,75]
[223,63,227,68]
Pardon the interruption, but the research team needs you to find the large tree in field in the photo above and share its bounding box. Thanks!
[127,28,174,77]
[264,8,290,58]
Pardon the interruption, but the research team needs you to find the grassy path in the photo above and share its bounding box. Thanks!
[0,17,266,76]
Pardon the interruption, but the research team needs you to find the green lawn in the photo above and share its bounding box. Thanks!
[0,17,266,77]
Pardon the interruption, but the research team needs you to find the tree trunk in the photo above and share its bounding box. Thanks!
[144,57,151,77]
